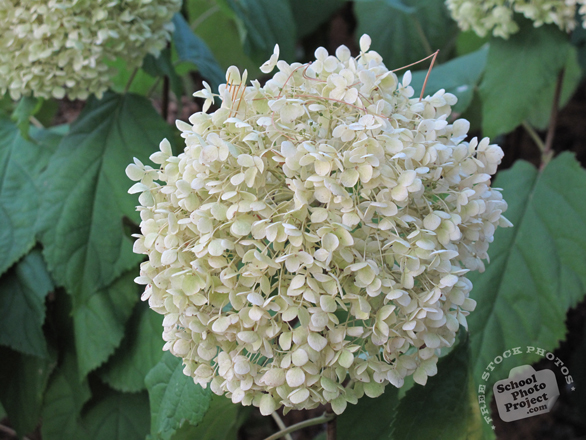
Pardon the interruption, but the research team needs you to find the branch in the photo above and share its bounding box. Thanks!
[263,412,336,440]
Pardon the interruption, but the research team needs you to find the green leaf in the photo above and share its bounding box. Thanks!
[468,153,586,390]
[225,0,297,62]
[172,13,225,92]
[73,270,139,378]
[389,330,483,440]
[38,92,171,376]
[0,94,14,118]
[107,57,157,96]
[411,46,488,114]
[0,346,56,437]
[79,390,150,440]
[169,395,250,440]
[99,302,165,393]
[355,0,458,68]
[456,30,490,56]
[0,119,59,277]
[34,98,60,128]
[186,0,260,78]
[41,352,92,440]
[0,250,53,357]
[145,352,212,440]
[288,0,345,39]
[479,22,570,137]
[337,384,399,440]
[527,46,582,130]
[38,92,167,297]
[11,96,42,140]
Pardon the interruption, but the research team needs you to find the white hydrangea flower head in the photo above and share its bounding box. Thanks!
[446,0,586,38]
[0,0,182,100]
[127,36,512,416]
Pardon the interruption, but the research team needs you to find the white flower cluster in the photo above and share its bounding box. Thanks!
[128,36,511,416]
[0,0,181,100]
[446,0,586,38]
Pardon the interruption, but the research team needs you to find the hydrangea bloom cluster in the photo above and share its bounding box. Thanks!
[127,36,511,416]
[0,0,181,100]
[446,0,586,38]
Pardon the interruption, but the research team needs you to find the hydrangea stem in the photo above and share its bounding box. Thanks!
[270,412,294,440]
[522,121,545,153]
[542,69,565,167]
[124,68,139,94]
[327,414,337,440]
[263,412,336,440]
[191,4,219,31]
[412,16,433,57]
[162,74,170,122]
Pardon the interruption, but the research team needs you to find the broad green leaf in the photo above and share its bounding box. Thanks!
[389,330,483,440]
[73,270,139,378]
[289,0,345,39]
[469,153,586,393]
[186,0,260,78]
[79,390,150,440]
[41,352,92,440]
[225,0,297,62]
[479,22,570,137]
[527,46,582,130]
[0,346,56,437]
[38,92,171,376]
[0,119,59,277]
[0,250,53,357]
[173,13,225,92]
[170,395,250,440]
[337,384,399,440]
[146,352,212,440]
[99,302,165,393]
[355,0,458,69]
[411,46,488,114]
[107,57,158,96]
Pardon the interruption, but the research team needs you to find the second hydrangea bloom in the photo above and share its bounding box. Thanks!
[128,35,511,416]
[447,0,586,38]
[0,0,181,100]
